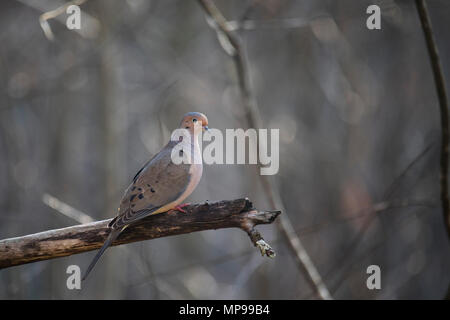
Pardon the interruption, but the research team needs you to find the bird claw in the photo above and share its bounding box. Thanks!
[173,203,191,214]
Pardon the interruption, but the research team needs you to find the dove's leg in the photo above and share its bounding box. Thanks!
[173,203,191,214]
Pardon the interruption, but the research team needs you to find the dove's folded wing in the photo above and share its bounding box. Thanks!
[110,141,191,229]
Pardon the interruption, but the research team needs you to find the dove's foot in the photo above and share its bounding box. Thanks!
[173,203,191,214]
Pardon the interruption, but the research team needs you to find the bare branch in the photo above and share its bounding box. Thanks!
[416,0,450,300]
[415,0,450,240]
[197,0,332,300]
[225,17,310,32]
[42,193,94,224]
[0,198,280,269]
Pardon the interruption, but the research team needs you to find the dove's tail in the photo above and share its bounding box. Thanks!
[82,228,122,281]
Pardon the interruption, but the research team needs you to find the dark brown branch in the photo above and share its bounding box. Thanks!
[0,198,280,269]
[416,0,450,240]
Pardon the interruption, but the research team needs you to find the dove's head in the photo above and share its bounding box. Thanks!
[180,112,209,135]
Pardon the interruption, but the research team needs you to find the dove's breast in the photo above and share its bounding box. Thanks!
[151,137,203,214]
[168,143,203,206]
[183,162,203,198]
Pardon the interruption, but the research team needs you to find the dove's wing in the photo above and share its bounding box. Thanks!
[110,140,191,229]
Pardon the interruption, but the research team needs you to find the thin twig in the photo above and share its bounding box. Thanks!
[197,0,332,300]
[42,193,94,224]
[383,142,436,200]
[416,0,450,300]
[295,198,436,237]
[225,17,310,32]
[38,0,89,41]
[415,0,450,240]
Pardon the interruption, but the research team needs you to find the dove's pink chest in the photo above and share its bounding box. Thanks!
[175,134,203,203]
[185,162,203,195]
[174,146,203,205]
[158,138,203,212]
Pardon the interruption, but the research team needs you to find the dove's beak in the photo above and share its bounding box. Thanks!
[202,126,209,132]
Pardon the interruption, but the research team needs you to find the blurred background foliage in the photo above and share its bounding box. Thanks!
[0,0,449,299]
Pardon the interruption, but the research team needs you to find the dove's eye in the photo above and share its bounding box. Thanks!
[192,118,197,123]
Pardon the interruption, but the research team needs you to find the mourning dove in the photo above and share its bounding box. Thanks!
[82,112,209,280]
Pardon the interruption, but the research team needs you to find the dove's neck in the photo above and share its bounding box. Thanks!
[190,131,202,165]
[177,129,202,165]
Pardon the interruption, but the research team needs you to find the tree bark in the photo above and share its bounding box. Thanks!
[0,198,280,269]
